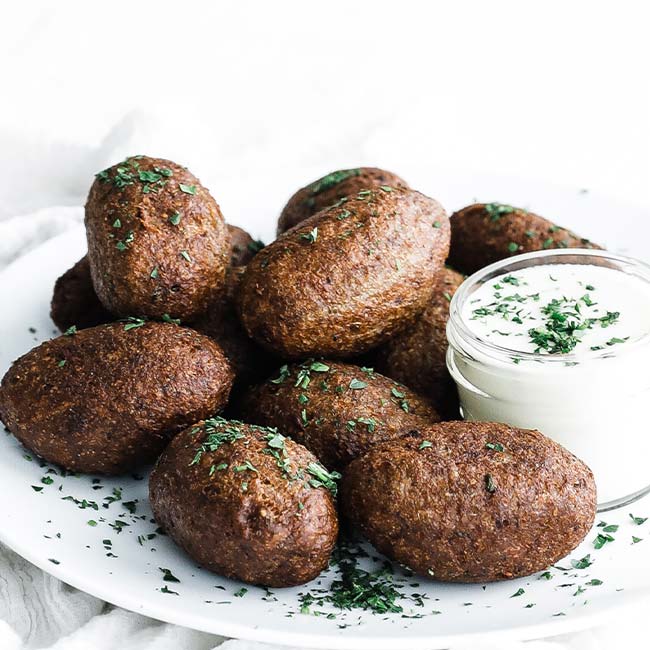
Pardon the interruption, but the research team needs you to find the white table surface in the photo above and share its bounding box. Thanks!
[0,1,648,648]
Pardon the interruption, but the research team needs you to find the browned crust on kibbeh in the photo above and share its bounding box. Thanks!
[341,421,597,582]
[0,322,233,474]
[236,360,440,470]
[50,256,113,331]
[277,167,408,234]
[50,224,260,333]
[373,267,465,419]
[238,186,450,358]
[192,266,276,387]
[149,418,339,587]
[227,224,263,267]
[448,202,602,275]
[85,155,229,320]
[50,224,268,386]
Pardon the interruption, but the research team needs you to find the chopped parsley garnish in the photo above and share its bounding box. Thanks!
[581,293,595,307]
[306,462,341,496]
[571,554,593,569]
[96,163,135,188]
[233,460,259,474]
[357,417,376,433]
[159,567,181,583]
[470,270,629,359]
[262,430,295,480]
[599,311,621,327]
[115,230,135,252]
[300,227,318,243]
[593,533,615,549]
[248,239,265,252]
[484,202,515,221]
[139,170,160,183]
[188,417,340,495]
[295,367,312,389]
[270,365,290,384]
[502,275,521,286]
[169,211,181,225]
[528,298,621,355]
[179,183,197,195]
[389,386,410,412]
[308,169,360,195]
[162,313,181,325]
[123,317,146,331]
[310,361,330,372]
[348,378,367,390]
[189,418,246,465]
[299,540,405,615]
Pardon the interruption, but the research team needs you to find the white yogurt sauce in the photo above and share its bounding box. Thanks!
[447,255,650,508]
[463,264,650,357]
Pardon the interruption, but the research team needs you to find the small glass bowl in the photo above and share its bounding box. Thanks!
[446,249,650,511]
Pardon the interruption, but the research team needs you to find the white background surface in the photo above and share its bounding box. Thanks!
[0,1,648,649]
[0,1,649,223]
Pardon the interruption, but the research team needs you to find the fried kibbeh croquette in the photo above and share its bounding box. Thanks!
[149,418,339,587]
[449,202,602,275]
[0,322,233,474]
[236,360,440,470]
[341,421,597,582]
[373,267,465,418]
[238,186,450,358]
[277,167,408,234]
[85,155,229,320]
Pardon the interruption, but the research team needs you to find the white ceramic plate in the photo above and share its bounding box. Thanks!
[1,178,649,649]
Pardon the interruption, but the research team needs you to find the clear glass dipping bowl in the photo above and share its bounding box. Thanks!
[446,249,650,511]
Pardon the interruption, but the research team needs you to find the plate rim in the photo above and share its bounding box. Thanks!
[1,519,648,650]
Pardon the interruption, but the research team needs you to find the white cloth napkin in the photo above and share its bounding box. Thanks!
[0,116,646,650]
